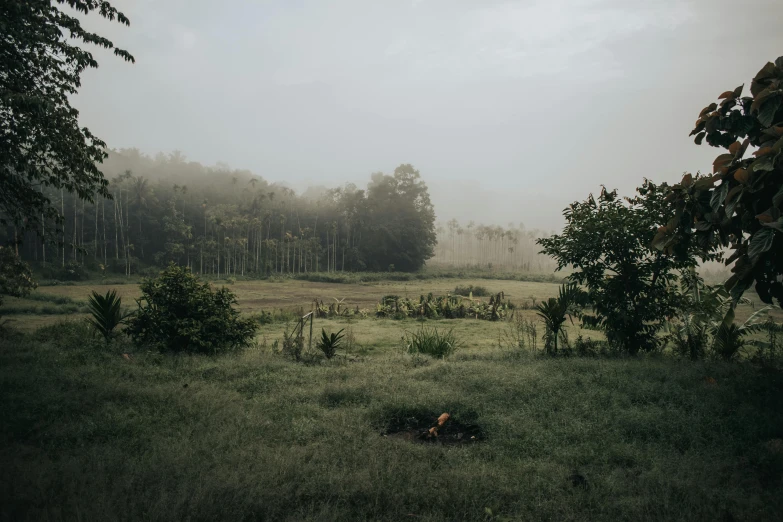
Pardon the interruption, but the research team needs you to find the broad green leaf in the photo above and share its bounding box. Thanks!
[755,207,780,223]
[725,196,740,218]
[713,154,734,172]
[762,218,783,231]
[757,95,782,127]
[748,228,775,260]
[750,86,777,113]
[751,157,775,172]
[725,185,743,205]
[711,182,729,212]
[773,184,783,208]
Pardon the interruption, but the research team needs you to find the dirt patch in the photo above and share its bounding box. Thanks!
[381,411,485,445]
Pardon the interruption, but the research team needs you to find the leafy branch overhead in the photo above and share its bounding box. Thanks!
[655,56,783,307]
[0,0,134,229]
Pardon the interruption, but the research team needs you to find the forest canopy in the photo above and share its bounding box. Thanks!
[3,149,438,275]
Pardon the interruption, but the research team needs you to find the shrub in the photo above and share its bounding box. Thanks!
[25,292,75,305]
[535,283,585,354]
[498,313,538,354]
[403,326,460,358]
[317,328,345,359]
[281,323,305,361]
[538,182,704,354]
[453,284,489,297]
[0,246,36,307]
[752,319,783,367]
[251,311,275,325]
[573,334,601,357]
[35,320,104,352]
[125,264,257,354]
[87,290,131,342]
[58,261,89,281]
[376,292,511,321]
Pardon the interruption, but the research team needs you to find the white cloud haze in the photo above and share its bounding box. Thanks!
[74,0,783,229]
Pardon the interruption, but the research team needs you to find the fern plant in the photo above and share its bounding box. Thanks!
[317,328,345,359]
[87,290,131,342]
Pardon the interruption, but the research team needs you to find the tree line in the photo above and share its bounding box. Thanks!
[430,220,557,272]
[3,150,438,276]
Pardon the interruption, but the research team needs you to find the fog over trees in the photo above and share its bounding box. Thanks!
[8,149,441,275]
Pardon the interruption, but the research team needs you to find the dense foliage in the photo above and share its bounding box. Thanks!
[538,181,709,353]
[375,292,511,321]
[0,0,134,230]
[0,245,36,306]
[5,153,438,274]
[317,328,345,359]
[402,326,460,358]
[125,264,257,354]
[656,56,783,307]
[665,271,773,361]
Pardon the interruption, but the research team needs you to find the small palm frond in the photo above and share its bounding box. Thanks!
[317,328,345,359]
[87,290,132,341]
[713,322,745,361]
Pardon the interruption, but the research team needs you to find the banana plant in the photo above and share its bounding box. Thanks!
[712,306,773,360]
[670,272,774,359]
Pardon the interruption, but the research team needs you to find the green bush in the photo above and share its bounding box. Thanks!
[317,328,345,359]
[0,246,36,308]
[376,292,511,321]
[453,284,489,297]
[403,326,460,358]
[25,292,76,305]
[58,261,89,281]
[125,264,257,354]
[87,290,131,342]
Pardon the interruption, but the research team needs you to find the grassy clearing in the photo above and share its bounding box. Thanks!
[5,277,779,334]
[1,278,566,331]
[1,320,782,521]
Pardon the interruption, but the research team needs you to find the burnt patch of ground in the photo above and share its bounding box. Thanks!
[380,409,485,445]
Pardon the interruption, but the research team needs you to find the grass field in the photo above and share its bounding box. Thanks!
[0,277,564,332]
[1,320,782,521]
[3,276,780,332]
[1,276,782,521]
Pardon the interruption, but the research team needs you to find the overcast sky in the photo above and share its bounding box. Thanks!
[74,0,783,230]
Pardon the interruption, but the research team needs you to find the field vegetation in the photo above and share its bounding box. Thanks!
[1,2,782,519]
[2,312,782,521]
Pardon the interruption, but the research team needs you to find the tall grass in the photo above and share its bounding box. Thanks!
[402,326,460,358]
[1,322,782,521]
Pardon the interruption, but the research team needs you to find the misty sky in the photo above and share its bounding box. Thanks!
[75,0,783,230]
